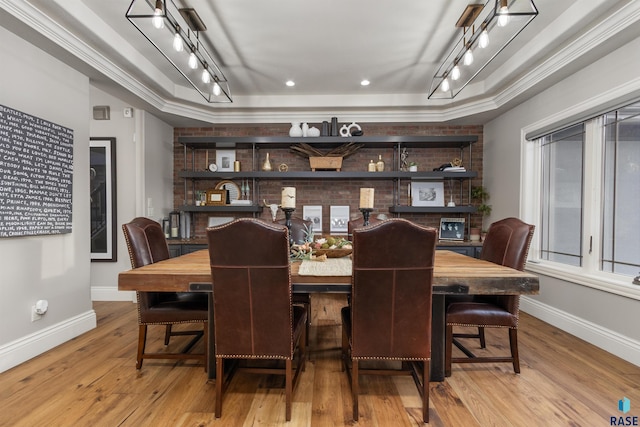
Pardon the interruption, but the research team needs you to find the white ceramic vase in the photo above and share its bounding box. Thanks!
[289,122,303,137]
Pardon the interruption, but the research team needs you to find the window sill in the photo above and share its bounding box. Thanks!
[526,261,640,301]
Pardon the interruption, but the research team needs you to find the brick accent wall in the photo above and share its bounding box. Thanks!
[174,123,483,239]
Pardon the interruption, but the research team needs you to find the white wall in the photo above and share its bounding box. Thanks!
[0,26,95,372]
[89,87,174,301]
[484,35,640,365]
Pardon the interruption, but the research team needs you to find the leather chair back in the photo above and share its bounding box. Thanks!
[277,217,312,244]
[478,217,535,314]
[480,217,535,271]
[347,216,380,239]
[350,218,437,359]
[207,218,294,358]
[122,217,177,323]
[122,217,170,268]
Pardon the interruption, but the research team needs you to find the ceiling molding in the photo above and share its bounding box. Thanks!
[3,0,639,126]
[494,0,640,107]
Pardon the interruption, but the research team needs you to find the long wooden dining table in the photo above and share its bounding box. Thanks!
[118,249,539,381]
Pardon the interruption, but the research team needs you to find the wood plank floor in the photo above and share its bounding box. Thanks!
[1,295,639,426]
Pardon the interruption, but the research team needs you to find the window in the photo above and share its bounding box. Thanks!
[530,101,640,288]
[540,124,584,267]
[602,106,640,276]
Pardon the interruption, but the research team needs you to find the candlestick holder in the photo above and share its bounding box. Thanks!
[360,208,374,226]
[282,207,295,245]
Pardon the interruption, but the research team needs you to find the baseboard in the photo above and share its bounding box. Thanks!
[0,309,97,373]
[521,296,640,367]
[91,286,136,302]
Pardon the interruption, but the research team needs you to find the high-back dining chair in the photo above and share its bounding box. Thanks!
[277,216,313,343]
[445,217,535,376]
[207,218,307,421]
[277,216,312,244]
[122,217,208,370]
[347,216,380,240]
[341,218,437,423]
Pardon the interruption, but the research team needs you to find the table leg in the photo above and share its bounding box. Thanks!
[430,294,445,382]
[207,292,216,380]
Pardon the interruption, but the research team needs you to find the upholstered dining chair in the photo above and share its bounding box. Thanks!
[277,216,313,343]
[277,216,313,244]
[122,217,208,370]
[341,218,437,423]
[347,216,380,240]
[445,217,535,376]
[207,218,307,421]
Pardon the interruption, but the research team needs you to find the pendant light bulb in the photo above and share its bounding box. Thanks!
[212,82,222,96]
[498,5,510,27]
[441,77,450,92]
[201,64,210,84]
[451,65,461,81]
[479,29,489,48]
[188,52,198,69]
[173,30,183,52]
[463,48,474,66]
[152,1,164,29]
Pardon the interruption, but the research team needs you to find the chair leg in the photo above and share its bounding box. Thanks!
[203,322,208,374]
[341,324,348,372]
[300,322,307,372]
[352,360,359,421]
[164,324,172,345]
[305,301,311,347]
[423,359,430,423]
[509,328,520,374]
[285,359,293,421]
[136,325,147,370]
[445,324,453,377]
[479,327,486,348]
[215,358,224,418]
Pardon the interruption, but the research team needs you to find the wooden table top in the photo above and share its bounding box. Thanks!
[118,250,539,296]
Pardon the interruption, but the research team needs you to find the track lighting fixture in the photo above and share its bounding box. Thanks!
[126,0,232,103]
[428,0,538,99]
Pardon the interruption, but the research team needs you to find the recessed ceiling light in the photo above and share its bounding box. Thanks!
[286,80,295,87]
[360,79,370,86]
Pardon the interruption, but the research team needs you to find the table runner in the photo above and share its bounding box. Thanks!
[298,258,352,276]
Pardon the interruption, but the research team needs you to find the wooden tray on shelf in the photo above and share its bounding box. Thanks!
[309,156,343,171]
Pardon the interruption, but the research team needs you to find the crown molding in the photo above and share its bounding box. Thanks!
[2,0,639,125]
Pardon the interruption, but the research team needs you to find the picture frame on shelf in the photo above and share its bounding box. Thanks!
[330,205,349,234]
[215,149,236,172]
[303,205,323,234]
[206,189,227,206]
[439,217,465,241]
[411,181,444,207]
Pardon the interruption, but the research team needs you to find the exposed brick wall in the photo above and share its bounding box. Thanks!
[173,123,483,239]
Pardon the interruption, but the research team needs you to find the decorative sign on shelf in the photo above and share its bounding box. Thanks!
[0,104,74,237]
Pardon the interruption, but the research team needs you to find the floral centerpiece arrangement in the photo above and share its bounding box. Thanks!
[290,225,352,261]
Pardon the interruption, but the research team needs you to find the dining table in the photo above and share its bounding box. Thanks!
[118,249,539,381]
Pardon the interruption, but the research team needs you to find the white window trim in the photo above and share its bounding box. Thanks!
[521,114,640,302]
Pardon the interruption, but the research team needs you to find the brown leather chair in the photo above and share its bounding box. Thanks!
[347,216,380,240]
[207,218,307,421]
[341,218,437,423]
[445,217,535,376]
[277,216,313,342]
[122,217,208,370]
[277,216,313,244]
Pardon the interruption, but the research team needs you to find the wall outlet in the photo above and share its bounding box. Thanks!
[31,306,42,322]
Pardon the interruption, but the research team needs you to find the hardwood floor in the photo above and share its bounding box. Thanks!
[1,295,639,426]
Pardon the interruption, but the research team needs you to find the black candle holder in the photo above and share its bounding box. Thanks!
[360,208,373,226]
[282,207,295,245]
